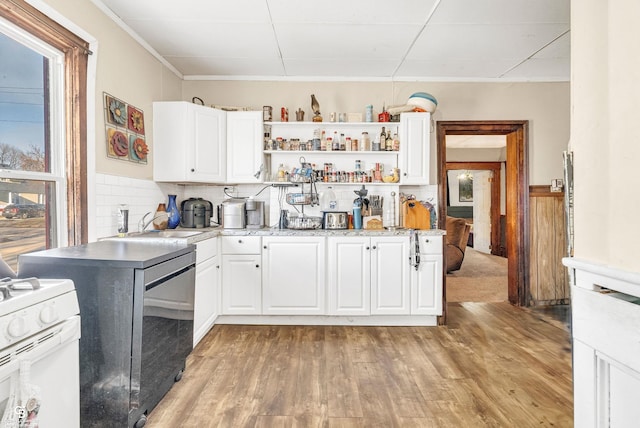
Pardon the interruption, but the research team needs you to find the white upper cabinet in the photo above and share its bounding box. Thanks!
[399,112,431,185]
[153,102,226,183]
[227,111,264,183]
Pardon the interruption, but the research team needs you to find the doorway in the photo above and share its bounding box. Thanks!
[437,121,529,316]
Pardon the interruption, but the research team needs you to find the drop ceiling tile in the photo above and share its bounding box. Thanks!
[275,23,421,59]
[395,59,517,79]
[267,0,438,24]
[284,58,398,77]
[501,58,569,80]
[408,23,569,61]
[126,20,279,58]
[100,0,271,22]
[430,0,570,24]
[169,56,286,77]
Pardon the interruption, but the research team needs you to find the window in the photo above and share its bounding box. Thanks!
[0,0,89,272]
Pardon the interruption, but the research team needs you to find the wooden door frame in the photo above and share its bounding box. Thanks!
[445,161,502,256]
[437,121,529,311]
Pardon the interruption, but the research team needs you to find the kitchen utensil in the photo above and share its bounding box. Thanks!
[402,200,431,230]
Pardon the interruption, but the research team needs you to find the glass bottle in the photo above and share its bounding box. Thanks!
[117,204,129,237]
[320,130,327,151]
[392,132,400,151]
[385,129,393,151]
[361,132,370,151]
[166,195,180,229]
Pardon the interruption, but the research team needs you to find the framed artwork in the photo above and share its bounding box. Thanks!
[459,174,473,202]
[104,92,149,164]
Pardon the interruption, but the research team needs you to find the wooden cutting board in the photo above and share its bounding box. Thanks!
[402,200,431,229]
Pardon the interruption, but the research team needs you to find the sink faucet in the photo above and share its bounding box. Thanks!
[138,212,165,232]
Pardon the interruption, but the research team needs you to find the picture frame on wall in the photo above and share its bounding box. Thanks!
[459,174,473,202]
[103,92,149,164]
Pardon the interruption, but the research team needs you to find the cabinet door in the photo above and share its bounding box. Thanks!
[153,102,226,183]
[192,105,226,182]
[227,111,263,183]
[327,237,370,315]
[262,236,325,315]
[221,254,262,314]
[193,255,220,347]
[399,112,430,185]
[411,255,443,315]
[371,237,410,314]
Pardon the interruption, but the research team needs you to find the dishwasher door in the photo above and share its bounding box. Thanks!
[130,263,195,426]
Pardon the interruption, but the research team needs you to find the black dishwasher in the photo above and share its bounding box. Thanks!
[18,240,196,428]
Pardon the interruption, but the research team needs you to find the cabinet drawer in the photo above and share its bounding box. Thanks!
[222,236,261,254]
[419,235,442,255]
[196,237,218,264]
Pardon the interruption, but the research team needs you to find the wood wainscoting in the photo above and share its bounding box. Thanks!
[529,185,569,305]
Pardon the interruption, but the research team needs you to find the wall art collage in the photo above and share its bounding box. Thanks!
[104,92,149,164]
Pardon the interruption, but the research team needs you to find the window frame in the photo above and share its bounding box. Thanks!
[0,0,89,246]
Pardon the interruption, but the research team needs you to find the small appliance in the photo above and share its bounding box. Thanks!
[180,198,213,228]
[220,199,246,229]
[245,199,265,229]
[322,211,349,229]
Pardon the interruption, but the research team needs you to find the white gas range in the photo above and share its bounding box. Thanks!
[0,277,80,428]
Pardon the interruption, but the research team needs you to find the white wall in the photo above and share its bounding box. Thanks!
[183,80,569,185]
[571,0,640,271]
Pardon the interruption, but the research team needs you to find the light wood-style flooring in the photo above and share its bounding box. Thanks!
[147,303,573,427]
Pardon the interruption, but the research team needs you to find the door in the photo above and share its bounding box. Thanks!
[192,106,226,182]
[262,237,325,315]
[473,170,493,254]
[327,237,371,315]
[221,254,261,314]
[227,111,263,183]
[371,237,410,314]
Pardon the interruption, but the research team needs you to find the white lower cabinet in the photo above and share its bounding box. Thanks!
[221,236,262,314]
[411,235,443,315]
[193,237,220,347]
[328,236,410,315]
[327,237,371,315]
[370,237,411,315]
[262,236,325,315]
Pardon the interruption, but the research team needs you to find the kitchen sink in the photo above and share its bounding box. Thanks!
[126,230,202,238]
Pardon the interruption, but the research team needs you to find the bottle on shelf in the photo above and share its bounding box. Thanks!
[332,131,340,151]
[320,130,327,151]
[374,126,385,151]
[385,129,393,151]
[312,128,321,151]
[392,132,400,151]
[340,134,346,151]
[361,132,370,151]
[326,137,333,151]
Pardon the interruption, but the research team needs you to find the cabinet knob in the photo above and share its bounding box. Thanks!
[425,239,430,243]
[372,245,377,250]
[403,172,407,176]
[190,168,195,172]
[263,245,267,249]
[238,239,242,243]
[366,246,370,250]
[255,264,260,268]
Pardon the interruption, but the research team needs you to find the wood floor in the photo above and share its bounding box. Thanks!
[147,303,573,427]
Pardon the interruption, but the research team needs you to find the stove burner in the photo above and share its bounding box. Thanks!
[0,277,41,301]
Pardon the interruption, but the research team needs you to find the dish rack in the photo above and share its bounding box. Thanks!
[286,156,318,208]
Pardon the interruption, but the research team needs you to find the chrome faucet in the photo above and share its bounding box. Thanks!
[138,212,164,233]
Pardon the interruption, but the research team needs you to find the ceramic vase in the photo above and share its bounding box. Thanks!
[152,203,169,230]
[167,194,180,229]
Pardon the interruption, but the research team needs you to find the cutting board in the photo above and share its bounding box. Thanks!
[402,200,431,230]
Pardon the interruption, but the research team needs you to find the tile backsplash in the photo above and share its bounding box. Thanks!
[94,173,438,238]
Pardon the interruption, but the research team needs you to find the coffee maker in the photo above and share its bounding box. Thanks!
[245,198,265,229]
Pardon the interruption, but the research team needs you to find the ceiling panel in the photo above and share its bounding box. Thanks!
[275,23,422,59]
[267,0,438,24]
[95,0,571,80]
